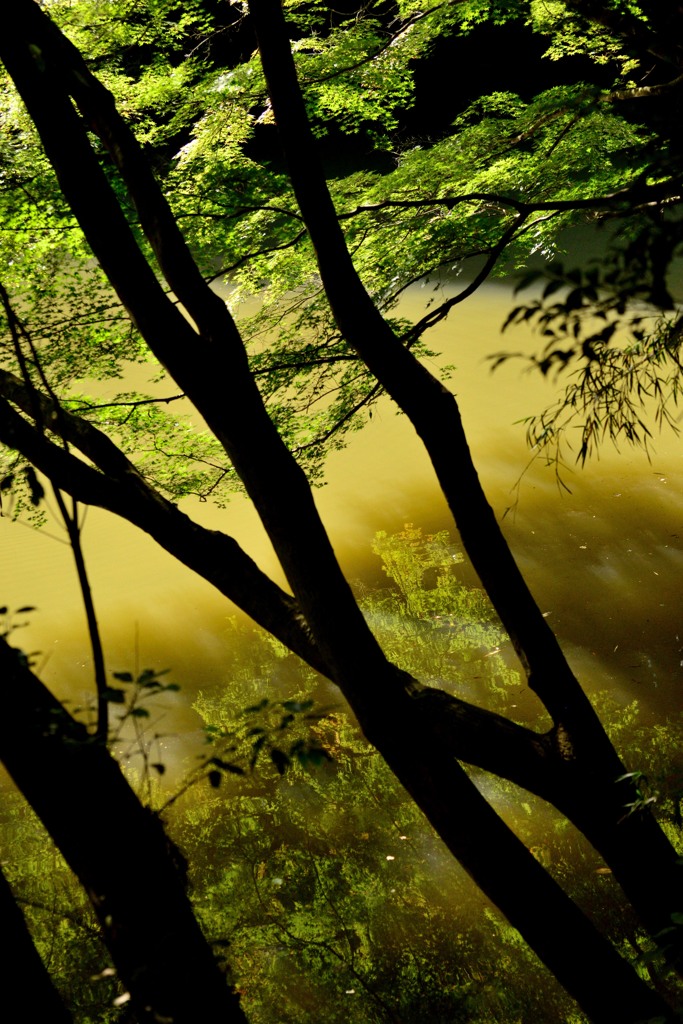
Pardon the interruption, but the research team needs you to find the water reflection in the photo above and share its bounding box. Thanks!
[2,273,682,1019]
[0,277,681,744]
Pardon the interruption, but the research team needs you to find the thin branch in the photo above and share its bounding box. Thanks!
[52,483,109,742]
[292,381,382,454]
[251,353,359,376]
[378,244,493,308]
[175,202,302,223]
[298,3,445,88]
[607,73,683,101]
[339,177,683,221]
[12,893,100,940]
[0,281,109,740]
[68,394,185,412]
[205,227,307,283]
[404,211,530,341]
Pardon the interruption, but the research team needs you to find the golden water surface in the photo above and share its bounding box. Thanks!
[1,274,681,754]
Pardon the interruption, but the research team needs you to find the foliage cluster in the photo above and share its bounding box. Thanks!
[494,251,683,473]
[365,524,519,709]
[0,0,672,497]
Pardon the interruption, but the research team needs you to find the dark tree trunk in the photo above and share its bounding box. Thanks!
[550,760,683,959]
[246,0,683,949]
[0,639,247,1024]
[361,696,678,1024]
[0,861,73,1023]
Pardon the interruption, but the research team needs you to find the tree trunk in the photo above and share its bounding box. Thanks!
[247,0,683,947]
[360,691,677,1024]
[0,638,247,1024]
[0,862,73,1023]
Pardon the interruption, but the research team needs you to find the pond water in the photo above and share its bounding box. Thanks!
[2,268,682,1021]
[1,274,681,733]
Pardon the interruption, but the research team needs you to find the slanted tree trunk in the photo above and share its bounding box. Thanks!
[247,0,683,950]
[360,694,678,1024]
[0,862,73,1023]
[0,638,248,1024]
[528,741,683,951]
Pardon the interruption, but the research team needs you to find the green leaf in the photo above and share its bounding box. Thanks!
[513,271,540,294]
[23,467,44,507]
[501,305,524,332]
[542,279,564,299]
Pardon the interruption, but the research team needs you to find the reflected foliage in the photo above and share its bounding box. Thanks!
[0,797,121,1022]
[3,527,682,1021]
[364,524,518,707]
[176,715,588,1024]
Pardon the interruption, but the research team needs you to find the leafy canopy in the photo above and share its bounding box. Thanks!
[0,0,672,501]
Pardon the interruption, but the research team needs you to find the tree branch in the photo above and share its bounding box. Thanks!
[206,226,308,282]
[297,4,446,87]
[404,211,530,342]
[69,394,185,412]
[0,372,326,670]
[0,369,562,793]
[339,178,683,221]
